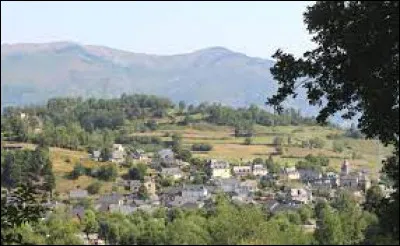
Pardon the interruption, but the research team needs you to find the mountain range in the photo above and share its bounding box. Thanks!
[1,41,346,124]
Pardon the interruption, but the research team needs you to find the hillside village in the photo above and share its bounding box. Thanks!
[1,95,395,245]
[2,140,393,245]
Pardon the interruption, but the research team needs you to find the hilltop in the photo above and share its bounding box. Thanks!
[1,41,326,120]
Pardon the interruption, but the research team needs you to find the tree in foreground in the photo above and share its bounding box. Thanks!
[266,1,398,242]
[1,184,48,244]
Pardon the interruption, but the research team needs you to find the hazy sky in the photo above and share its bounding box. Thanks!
[1,1,316,59]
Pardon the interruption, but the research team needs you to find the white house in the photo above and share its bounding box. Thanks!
[282,167,300,180]
[233,165,252,177]
[113,144,125,152]
[252,164,268,176]
[209,159,231,179]
[90,150,101,161]
[358,171,371,191]
[111,144,126,164]
[111,150,125,164]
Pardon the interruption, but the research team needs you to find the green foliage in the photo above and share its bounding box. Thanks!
[298,205,313,224]
[1,147,55,191]
[82,210,99,238]
[44,207,83,245]
[70,162,86,179]
[1,184,48,245]
[178,100,186,113]
[87,181,102,195]
[252,158,264,165]
[95,164,118,181]
[145,119,158,131]
[315,203,344,245]
[296,154,329,172]
[138,185,149,200]
[205,103,314,128]
[266,2,399,242]
[167,215,210,245]
[182,114,196,125]
[265,156,280,174]
[100,147,112,162]
[175,148,192,162]
[128,163,148,181]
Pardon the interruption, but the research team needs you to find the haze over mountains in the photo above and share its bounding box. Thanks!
[1,41,336,122]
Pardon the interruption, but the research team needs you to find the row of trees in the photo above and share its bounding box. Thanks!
[205,103,316,128]
[69,163,118,182]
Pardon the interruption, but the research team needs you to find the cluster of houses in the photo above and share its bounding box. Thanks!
[88,145,372,208]
[90,144,149,163]
[16,142,375,245]
[209,159,268,179]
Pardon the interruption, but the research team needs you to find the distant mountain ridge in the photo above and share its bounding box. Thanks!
[1,41,348,124]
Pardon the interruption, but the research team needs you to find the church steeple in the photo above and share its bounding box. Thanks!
[341,159,350,176]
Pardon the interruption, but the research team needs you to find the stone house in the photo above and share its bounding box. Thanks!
[298,168,322,181]
[288,188,313,204]
[144,176,157,195]
[69,189,88,200]
[158,149,175,166]
[90,150,101,161]
[236,180,258,196]
[160,167,183,180]
[214,178,240,193]
[181,185,209,200]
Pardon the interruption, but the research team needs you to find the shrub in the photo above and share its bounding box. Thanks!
[70,163,86,179]
[273,137,284,146]
[87,181,102,194]
[244,137,252,145]
[192,143,213,151]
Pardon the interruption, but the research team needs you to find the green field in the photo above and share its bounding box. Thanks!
[127,123,392,177]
